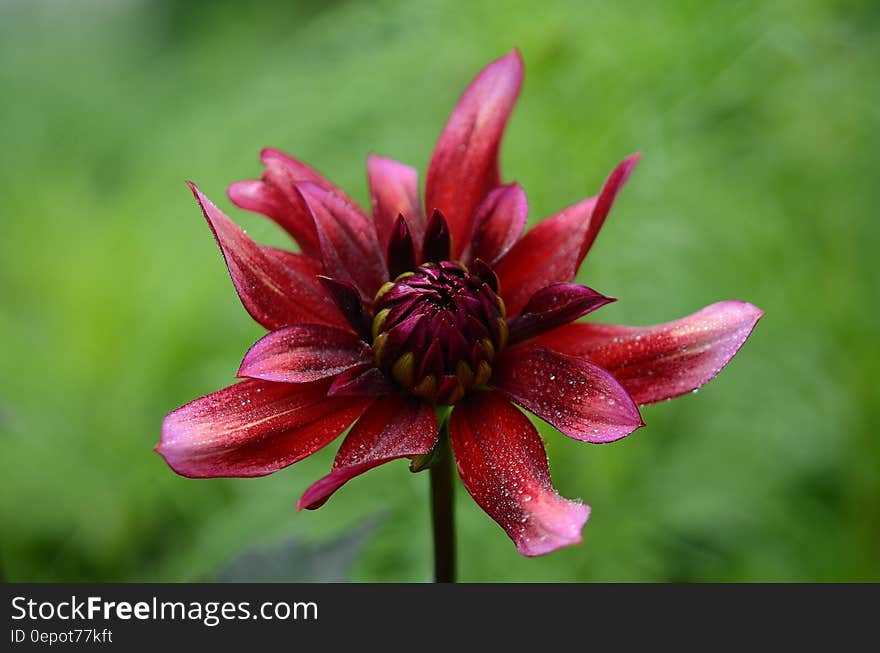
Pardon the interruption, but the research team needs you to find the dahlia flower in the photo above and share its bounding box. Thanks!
[158,50,762,572]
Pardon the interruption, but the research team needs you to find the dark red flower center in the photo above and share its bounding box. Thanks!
[371,261,508,404]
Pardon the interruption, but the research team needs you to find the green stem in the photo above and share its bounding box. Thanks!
[429,421,456,583]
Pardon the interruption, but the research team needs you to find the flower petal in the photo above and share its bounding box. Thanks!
[227,179,320,259]
[157,379,370,478]
[531,301,765,404]
[189,183,341,330]
[367,154,425,254]
[577,152,641,263]
[495,154,640,316]
[227,147,357,259]
[425,50,524,256]
[328,364,395,397]
[297,182,388,300]
[494,196,595,316]
[260,247,348,327]
[386,215,416,279]
[317,276,373,342]
[238,324,372,383]
[260,147,358,205]
[298,395,437,510]
[493,343,643,443]
[507,283,616,345]
[420,209,452,264]
[450,391,591,556]
[462,183,528,267]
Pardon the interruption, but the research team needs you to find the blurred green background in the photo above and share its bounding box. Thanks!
[1,0,878,582]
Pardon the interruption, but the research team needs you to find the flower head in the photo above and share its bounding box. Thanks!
[158,50,763,556]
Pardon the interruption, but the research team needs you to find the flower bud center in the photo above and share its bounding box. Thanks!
[371,261,507,404]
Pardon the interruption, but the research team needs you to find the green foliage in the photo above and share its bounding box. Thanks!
[1,0,877,581]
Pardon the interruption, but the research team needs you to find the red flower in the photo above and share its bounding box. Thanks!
[158,51,763,556]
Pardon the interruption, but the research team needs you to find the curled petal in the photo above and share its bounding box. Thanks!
[472,258,499,293]
[577,152,641,263]
[189,182,341,330]
[425,50,524,256]
[298,395,437,510]
[297,182,388,300]
[260,147,358,204]
[227,147,358,259]
[462,183,528,267]
[493,344,643,443]
[450,391,590,556]
[367,154,425,253]
[157,379,370,478]
[318,276,373,342]
[507,283,615,345]
[328,364,395,397]
[532,301,765,404]
[421,209,452,263]
[495,154,640,316]
[238,324,372,383]
[387,215,416,279]
[227,179,320,259]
